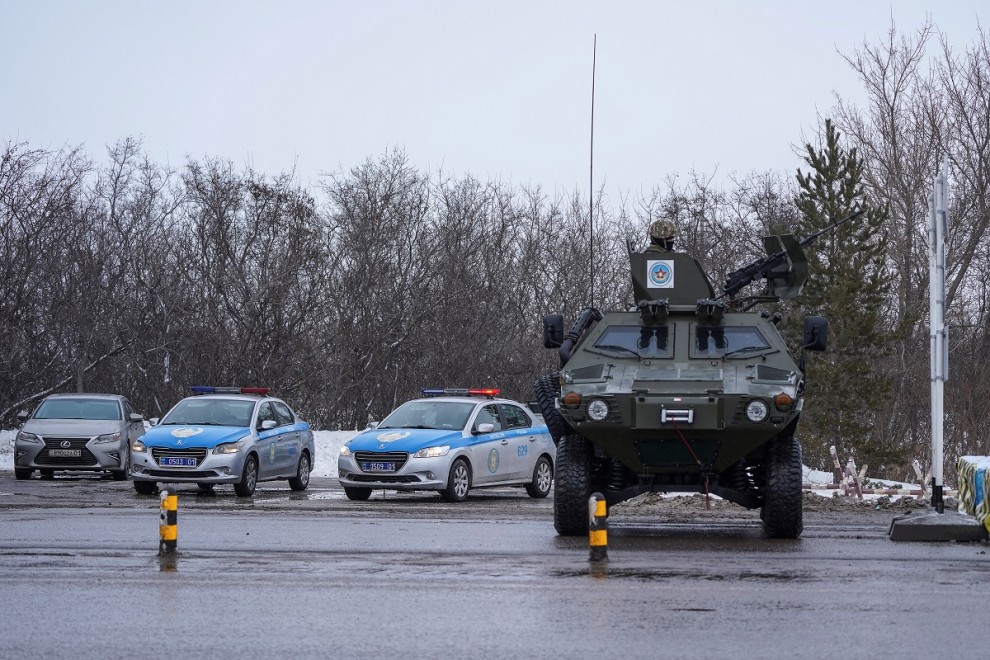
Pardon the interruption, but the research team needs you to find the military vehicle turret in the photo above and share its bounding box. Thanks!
[535,212,861,538]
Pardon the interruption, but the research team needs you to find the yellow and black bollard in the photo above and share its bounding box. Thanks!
[588,492,608,562]
[159,489,178,556]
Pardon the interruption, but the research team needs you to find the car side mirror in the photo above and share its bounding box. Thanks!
[149,417,160,426]
[129,413,144,423]
[259,419,278,431]
[16,409,29,422]
[543,314,564,348]
[802,316,829,352]
[475,423,495,434]
[366,421,379,429]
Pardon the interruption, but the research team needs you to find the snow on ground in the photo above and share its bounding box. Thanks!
[2,428,923,499]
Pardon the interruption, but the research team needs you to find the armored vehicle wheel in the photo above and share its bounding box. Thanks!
[761,434,804,539]
[554,434,593,536]
[533,373,567,443]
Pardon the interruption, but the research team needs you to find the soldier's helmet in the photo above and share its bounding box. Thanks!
[649,220,676,241]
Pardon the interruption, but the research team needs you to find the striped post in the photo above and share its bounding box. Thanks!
[159,489,178,556]
[589,492,608,562]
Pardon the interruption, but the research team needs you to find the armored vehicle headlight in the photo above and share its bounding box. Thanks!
[745,399,770,423]
[587,399,609,421]
[562,391,582,408]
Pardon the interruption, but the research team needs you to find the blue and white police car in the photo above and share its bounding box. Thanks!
[131,386,315,497]
[338,388,555,501]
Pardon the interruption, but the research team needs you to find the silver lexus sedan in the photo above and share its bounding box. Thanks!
[13,393,145,480]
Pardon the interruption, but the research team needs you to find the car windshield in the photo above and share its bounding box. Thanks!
[378,401,475,430]
[693,326,771,358]
[34,398,121,421]
[160,398,255,427]
[592,325,672,358]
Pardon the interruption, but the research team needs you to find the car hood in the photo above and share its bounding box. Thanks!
[23,419,122,438]
[347,428,464,452]
[142,425,249,448]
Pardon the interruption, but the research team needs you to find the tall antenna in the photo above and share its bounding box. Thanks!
[589,34,597,307]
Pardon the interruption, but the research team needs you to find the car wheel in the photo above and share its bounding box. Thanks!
[133,480,157,495]
[525,455,553,498]
[234,455,259,497]
[14,468,32,480]
[761,434,804,539]
[111,448,130,481]
[554,434,592,535]
[533,373,567,444]
[343,486,372,501]
[288,451,311,491]
[197,483,215,492]
[440,458,471,502]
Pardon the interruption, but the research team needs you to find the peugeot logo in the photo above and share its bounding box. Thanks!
[60,440,71,449]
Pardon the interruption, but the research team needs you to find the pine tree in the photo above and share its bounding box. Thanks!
[789,119,896,471]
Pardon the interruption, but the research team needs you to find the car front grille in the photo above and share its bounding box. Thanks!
[37,437,98,466]
[353,450,409,470]
[348,474,421,483]
[152,447,208,467]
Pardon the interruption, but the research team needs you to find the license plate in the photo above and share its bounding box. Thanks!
[160,457,197,467]
[49,449,81,457]
[360,461,397,473]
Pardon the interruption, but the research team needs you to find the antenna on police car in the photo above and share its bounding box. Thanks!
[589,33,597,307]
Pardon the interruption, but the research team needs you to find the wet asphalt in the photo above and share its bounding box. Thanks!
[1,473,987,659]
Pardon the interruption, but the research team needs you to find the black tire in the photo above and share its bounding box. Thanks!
[525,455,553,499]
[533,373,567,443]
[197,483,215,492]
[761,434,804,539]
[133,480,157,495]
[14,468,32,480]
[234,455,259,497]
[440,458,471,502]
[343,486,372,501]
[288,451,311,491]
[111,448,130,481]
[554,434,593,535]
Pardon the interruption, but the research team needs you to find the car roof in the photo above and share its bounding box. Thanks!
[411,396,523,406]
[45,393,124,400]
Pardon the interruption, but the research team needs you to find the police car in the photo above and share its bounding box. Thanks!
[338,388,555,501]
[131,386,315,496]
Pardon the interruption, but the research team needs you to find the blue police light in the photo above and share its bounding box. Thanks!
[190,386,271,395]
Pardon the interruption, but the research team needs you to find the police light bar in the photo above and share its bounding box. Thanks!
[190,386,271,395]
[421,388,501,398]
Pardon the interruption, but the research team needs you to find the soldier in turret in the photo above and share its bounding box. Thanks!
[645,219,676,253]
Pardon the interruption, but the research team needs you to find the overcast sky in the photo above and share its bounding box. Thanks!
[1,1,985,198]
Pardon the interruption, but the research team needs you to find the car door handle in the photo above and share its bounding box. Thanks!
[500,440,509,445]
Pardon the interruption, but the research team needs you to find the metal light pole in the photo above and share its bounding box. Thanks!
[928,161,948,513]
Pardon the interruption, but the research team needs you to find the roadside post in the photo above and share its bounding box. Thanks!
[589,492,608,562]
[159,489,178,555]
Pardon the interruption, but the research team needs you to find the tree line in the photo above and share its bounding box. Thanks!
[2,22,987,483]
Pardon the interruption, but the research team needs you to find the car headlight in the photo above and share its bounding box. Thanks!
[586,399,609,422]
[339,444,351,457]
[16,431,42,444]
[413,445,450,458]
[213,441,246,454]
[132,439,147,453]
[95,432,121,444]
[745,399,770,423]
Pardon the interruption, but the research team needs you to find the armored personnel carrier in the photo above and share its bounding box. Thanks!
[536,214,859,538]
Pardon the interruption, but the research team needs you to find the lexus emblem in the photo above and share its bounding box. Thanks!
[60,440,71,448]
